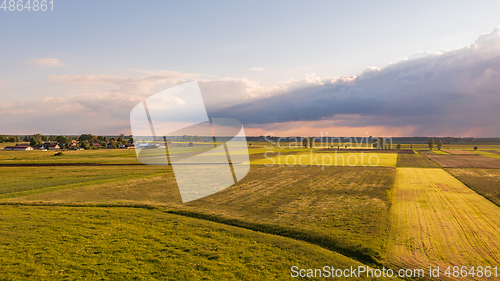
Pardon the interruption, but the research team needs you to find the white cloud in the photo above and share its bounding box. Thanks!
[27,58,65,68]
[249,67,264,71]
[49,70,200,96]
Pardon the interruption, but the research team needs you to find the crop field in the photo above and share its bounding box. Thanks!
[424,154,500,168]
[386,168,500,279]
[446,168,500,206]
[396,152,440,168]
[443,150,477,155]
[0,149,141,165]
[474,151,500,160]
[0,166,171,199]
[250,152,398,167]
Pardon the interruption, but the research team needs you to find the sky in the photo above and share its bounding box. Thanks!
[1,0,500,137]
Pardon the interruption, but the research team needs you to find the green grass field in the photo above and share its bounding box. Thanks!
[0,205,368,280]
[0,166,171,199]
[396,152,440,168]
[0,149,141,164]
[6,165,396,265]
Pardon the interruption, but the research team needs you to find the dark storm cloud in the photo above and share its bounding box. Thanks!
[209,28,500,135]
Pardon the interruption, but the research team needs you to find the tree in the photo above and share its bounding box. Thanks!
[30,137,42,146]
[302,138,308,148]
[396,144,401,150]
[78,134,94,142]
[474,146,478,151]
[80,140,90,150]
[129,135,134,143]
[56,136,70,145]
[428,139,434,150]
[437,139,443,150]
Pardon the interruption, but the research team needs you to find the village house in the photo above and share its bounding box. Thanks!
[48,144,60,150]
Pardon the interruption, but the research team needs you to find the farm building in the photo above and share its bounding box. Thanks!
[48,144,60,150]
[4,146,34,151]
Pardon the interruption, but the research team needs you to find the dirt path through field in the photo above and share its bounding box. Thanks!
[386,168,500,280]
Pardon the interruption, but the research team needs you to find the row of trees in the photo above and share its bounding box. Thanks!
[3,133,133,144]
[180,135,204,142]
[428,139,443,150]
[0,135,22,143]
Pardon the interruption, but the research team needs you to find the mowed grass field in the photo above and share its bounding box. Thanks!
[424,154,500,168]
[387,168,500,279]
[446,168,500,207]
[0,205,369,280]
[0,166,172,199]
[6,165,396,265]
[0,149,141,165]
[396,152,440,168]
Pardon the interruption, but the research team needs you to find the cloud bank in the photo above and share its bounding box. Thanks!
[212,28,500,136]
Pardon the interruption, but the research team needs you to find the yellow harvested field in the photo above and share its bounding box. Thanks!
[250,152,397,167]
[387,168,500,280]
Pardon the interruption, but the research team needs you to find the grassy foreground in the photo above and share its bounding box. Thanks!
[0,205,369,280]
[7,165,395,265]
